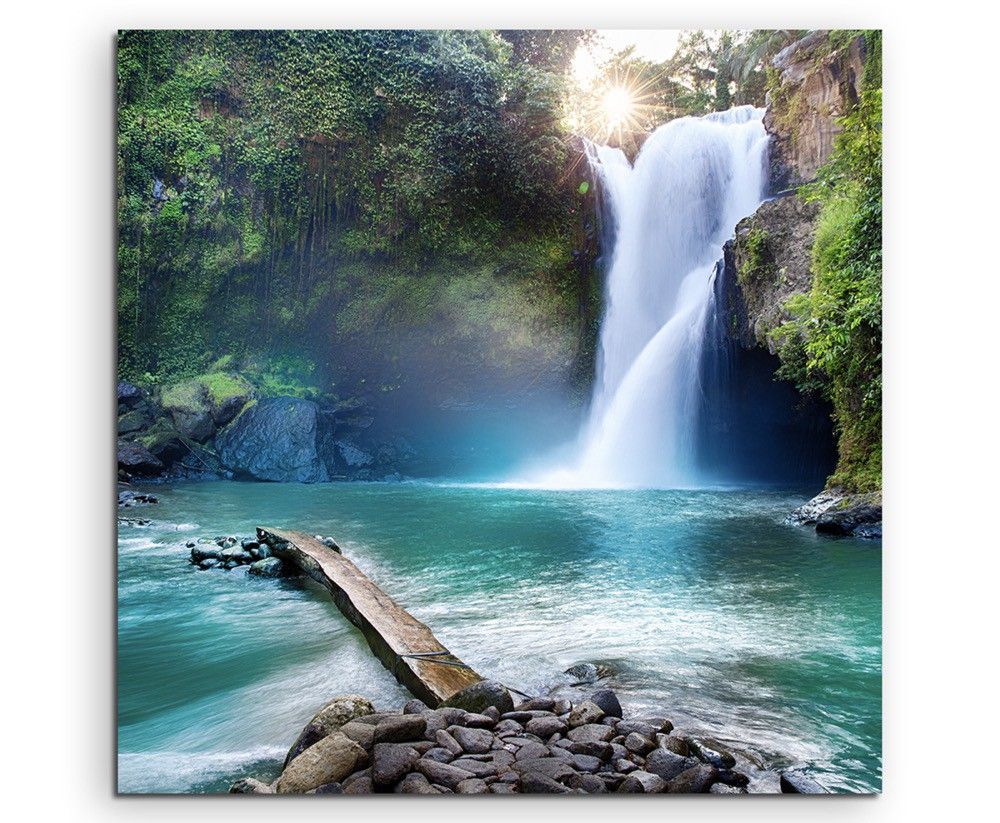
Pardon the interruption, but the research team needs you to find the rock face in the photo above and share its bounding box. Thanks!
[765,31,866,189]
[726,196,821,353]
[216,397,331,482]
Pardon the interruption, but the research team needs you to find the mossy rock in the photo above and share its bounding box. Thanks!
[160,373,254,438]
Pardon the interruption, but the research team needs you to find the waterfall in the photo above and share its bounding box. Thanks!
[538,106,769,488]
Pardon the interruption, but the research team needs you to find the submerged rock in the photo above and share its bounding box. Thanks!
[792,487,882,538]
[248,557,285,577]
[780,769,827,793]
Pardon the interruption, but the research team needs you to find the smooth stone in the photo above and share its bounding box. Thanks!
[657,734,689,756]
[511,757,574,782]
[520,773,570,794]
[589,688,623,718]
[568,701,605,728]
[342,774,374,794]
[667,764,719,794]
[451,726,494,754]
[441,680,514,715]
[373,714,426,744]
[617,720,658,738]
[493,719,523,736]
[571,754,602,773]
[568,740,613,761]
[371,743,419,790]
[526,716,567,738]
[565,772,607,793]
[490,783,518,794]
[463,712,496,729]
[624,731,655,755]
[339,720,375,750]
[618,770,667,794]
[423,747,455,763]
[397,772,439,794]
[566,723,615,744]
[451,758,497,778]
[456,777,490,794]
[435,729,464,756]
[513,741,549,760]
[248,556,284,577]
[276,732,367,794]
[403,698,429,714]
[417,758,476,790]
[645,748,700,782]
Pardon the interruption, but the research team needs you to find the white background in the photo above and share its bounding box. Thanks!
[3,1,997,819]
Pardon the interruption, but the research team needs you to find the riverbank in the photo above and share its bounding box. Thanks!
[117,482,881,793]
[229,686,829,795]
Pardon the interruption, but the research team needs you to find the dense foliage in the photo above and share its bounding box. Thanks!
[776,31,882,491]
[117,30,597,404]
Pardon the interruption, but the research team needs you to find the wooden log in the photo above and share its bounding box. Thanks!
[257,527,482,707]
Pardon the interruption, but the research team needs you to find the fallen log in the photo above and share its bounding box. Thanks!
[256,526,482,707]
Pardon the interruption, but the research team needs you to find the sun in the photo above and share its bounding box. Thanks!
[601,86,635,130]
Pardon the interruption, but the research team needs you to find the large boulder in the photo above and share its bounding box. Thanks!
[116,439,162,476]
[216,397,331,482]
[283,695,374,767]
[441,680,514,715]
[275,732,367,794]
[117,381,144,410]
[159,379,215,442]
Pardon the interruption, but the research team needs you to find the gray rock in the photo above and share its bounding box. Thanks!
[514,741,549,761]
[780,770,826,793]
[463,712,495,729]
[566,723,615,744]
[198,559,219,570]
[435,729,464,756]
[624,731,655,755]
[568,740,613,761]
[717,769,750,788]
[451,726,494,754]
[373,714,426,744]
[310,782,344,794]
[490,782,518,794]
[283,695,375,766]
[216,397,331,482]
[248,557,285,577]
[397,772,439,794]
[618,770,667,794]
[417,759,476,790]
[588,688,623,718]
[456,777,490,794]
[441,680,514,715]
[666,764,719,794]
[617,720,658,738]
[423,747,454,763]
[565,773,607,793]
[511,757,574,782]
[493,719,523,736]
[571,754,602,773]
[450,758,498,778]
[525,715,567,738]
[646,748,700,782]
[520,772,570,794]
[710,783,745,794]
[403,698,429,714]
[372,743,419,789]
[342,773,374,794]
[568,700,605,728]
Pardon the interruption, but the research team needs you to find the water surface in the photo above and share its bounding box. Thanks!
[118,481,881,793]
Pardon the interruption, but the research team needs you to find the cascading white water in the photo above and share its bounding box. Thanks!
[538,106,769,488]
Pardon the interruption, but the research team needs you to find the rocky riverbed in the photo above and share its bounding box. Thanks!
[230,685,826,796]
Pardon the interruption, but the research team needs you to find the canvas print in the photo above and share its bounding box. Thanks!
[116,29,882,795]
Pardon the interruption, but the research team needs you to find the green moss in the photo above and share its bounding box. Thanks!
[198,372,252,406]
[160,379,206,413]
[738,226,772,286]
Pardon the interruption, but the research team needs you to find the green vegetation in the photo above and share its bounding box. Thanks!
[738,227,772,286]
[773,31,882,491]
[117,30,597,402]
